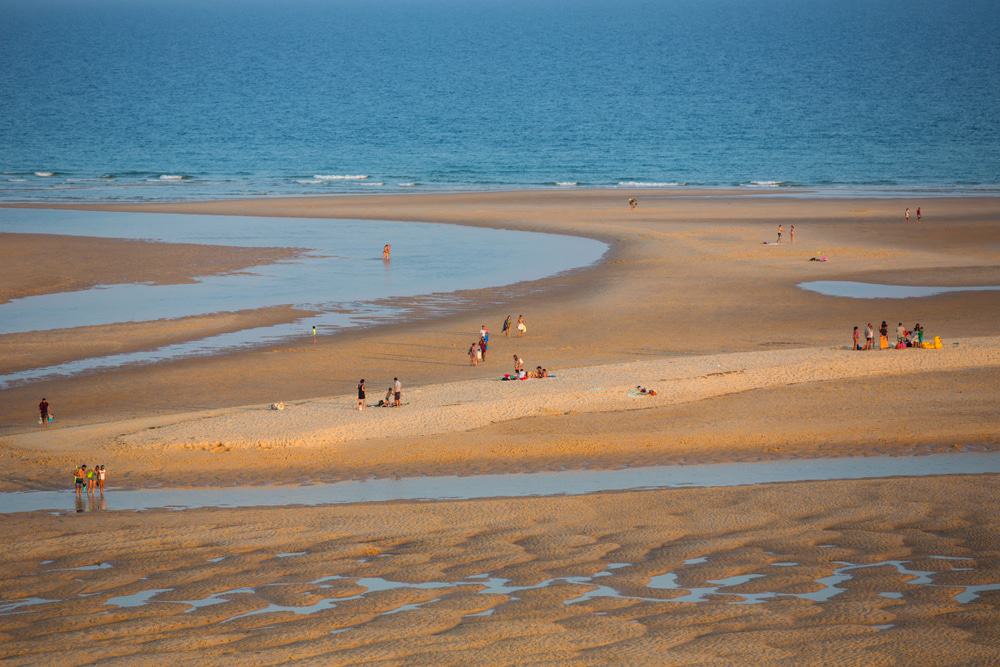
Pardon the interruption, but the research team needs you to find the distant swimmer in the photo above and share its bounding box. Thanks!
[383,242,391,260]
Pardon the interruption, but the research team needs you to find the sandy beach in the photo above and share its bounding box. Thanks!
[2,190,999,663]
[3,475,999,665]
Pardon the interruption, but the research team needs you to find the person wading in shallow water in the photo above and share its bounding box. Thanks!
[383,242,391,260]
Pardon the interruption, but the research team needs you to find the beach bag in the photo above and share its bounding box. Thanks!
[879,335,889,349]
[895,341,906,350]
[934,336,942,349]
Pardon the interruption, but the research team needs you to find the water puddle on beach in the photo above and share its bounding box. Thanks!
[6,552,995,626]
[2,452,998,515]
[799,280,1000,299]
[0,208,606,387]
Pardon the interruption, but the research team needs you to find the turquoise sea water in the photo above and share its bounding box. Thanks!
[2,0,999,201]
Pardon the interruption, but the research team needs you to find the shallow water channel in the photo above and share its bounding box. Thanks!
[0,208,607,386]
[3,452,997,515]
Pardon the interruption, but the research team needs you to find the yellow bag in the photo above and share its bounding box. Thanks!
[921,342,934,349]
[934,336,942,349]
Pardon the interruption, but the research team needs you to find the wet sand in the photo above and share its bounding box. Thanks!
[2,475,998,665]
[0,232,302,304]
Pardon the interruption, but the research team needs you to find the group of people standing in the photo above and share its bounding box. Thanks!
[904,207,922,223]
[73,464,107,496]
[469,315,526,366]
[853,320,926,350]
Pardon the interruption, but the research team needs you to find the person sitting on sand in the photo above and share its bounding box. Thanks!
[379,387,393,407]
[628,197,638,209]
[541,368,548,378]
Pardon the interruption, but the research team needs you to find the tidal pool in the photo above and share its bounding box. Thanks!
[2,451,997,515]
[0,208,607,386]
[799,280,1000,299]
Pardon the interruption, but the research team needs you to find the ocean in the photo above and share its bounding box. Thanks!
[2,0,999,201]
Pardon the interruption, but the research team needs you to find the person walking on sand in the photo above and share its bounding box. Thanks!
[357,379,366,411]
[393,377,402,407]
[38,397,49,425]
[904,208,910,223]
[516,314,527,336]
[73,464,86,496]
[852,326,860,350]
[383,242,391,260]
[790,224,795,244]
[478,336,488,362]
[97,465,107,495]
[469,342,479,366]
[502,314,512,337]
[864,322,874,350]
[776,225,784,243]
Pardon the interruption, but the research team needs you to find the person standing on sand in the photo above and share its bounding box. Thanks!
[357,379,366,411]
[383,242,391,260]
[393,377,402,407]
[916,207,921,223]
[73,464,86,496]
[790,224,795,244]
[502,315,511,337]
[478,336,488,362]
[469,343,479,366]
[516,315,527,336]
[864,322,874,350]
[852,326,860,350]
[513,354,524,373]
[896,322,906,344]
[879,320,889,348]
[777,225,784,243]
[904,208,910,223]
[38,398,49,425]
